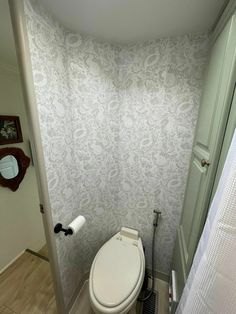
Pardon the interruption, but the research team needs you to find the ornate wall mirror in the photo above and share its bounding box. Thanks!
[0,147,30,191]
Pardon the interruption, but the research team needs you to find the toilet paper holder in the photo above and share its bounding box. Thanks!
[54,223,73,236]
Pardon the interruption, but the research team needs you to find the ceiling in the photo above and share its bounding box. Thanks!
[40,0,227,43]
[0,0,17,66]
[0,0,228,66]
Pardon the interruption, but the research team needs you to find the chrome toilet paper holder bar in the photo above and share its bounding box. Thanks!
[54,223,73,236]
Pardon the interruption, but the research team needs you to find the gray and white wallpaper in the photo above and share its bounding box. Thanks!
[24,0,209,308]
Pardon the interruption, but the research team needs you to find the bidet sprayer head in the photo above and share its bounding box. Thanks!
[153,210,162,227]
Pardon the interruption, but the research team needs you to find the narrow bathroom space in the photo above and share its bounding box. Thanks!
[4,0,236,314]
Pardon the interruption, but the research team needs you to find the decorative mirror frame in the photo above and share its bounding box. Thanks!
[0,147,30,191]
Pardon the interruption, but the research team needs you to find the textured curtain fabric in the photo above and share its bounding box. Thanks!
[177,129,236,314]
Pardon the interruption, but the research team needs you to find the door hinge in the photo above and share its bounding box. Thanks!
[39,203,45,214]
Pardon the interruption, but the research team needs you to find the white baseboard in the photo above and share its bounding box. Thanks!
[0,250,25,274]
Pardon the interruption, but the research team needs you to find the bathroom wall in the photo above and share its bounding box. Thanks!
[24,0,81,303]
[24,0,120,305]
[24,0,209,308]
[0,61,46,272]
[117,36,209,273]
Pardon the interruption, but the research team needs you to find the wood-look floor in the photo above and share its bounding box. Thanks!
[154,278,169,314]
[0,252,57,314]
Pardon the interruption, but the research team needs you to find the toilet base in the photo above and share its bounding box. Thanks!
[91,300,138,314]
[127,301,138,314]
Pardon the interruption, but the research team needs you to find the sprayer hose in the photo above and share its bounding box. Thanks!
[138,223,157,302]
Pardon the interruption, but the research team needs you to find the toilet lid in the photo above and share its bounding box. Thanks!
[92,239,142,308]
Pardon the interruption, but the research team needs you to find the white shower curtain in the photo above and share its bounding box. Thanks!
[177,129,236,314]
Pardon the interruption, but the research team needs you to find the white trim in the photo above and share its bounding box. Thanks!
[8,1,65,313]
[0,250,25,274]
[212,0,236,42]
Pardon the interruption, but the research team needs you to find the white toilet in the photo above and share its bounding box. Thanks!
[89,227,145,314]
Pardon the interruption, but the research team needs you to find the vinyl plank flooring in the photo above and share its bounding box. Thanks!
[0,253,38,307]
[0,252,57,314]
[154,278,169,314]
[0,305,15,314]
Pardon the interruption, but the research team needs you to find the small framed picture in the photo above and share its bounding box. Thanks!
[0,115,23,145]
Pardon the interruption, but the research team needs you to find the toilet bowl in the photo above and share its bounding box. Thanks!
[89,227,145,314]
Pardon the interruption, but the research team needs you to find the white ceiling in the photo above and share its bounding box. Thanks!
[0,0,17,66]
[0,0,227,66]
[40,0,227,43]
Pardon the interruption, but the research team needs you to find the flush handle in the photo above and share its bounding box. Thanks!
[201,159,210,167]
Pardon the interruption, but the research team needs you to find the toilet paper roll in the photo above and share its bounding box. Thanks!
[68,215,86,234]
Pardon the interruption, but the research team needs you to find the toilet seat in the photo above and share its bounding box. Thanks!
[92,238,141,307]
[89,230,145,314]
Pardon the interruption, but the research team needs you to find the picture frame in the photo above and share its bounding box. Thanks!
[0,115,23,145]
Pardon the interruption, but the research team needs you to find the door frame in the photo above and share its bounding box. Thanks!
[212,0,236,42]
[8,1,65,313]
[172,9,236,302]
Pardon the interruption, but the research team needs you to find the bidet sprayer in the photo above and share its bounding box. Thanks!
[153,210,161,227]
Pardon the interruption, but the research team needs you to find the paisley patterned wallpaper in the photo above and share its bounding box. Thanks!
[24,0,209,308]
[117,37,209,273]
